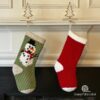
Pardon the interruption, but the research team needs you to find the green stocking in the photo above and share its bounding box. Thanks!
[12,32,45,94]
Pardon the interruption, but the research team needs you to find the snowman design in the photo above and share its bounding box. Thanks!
[19,39,37,67]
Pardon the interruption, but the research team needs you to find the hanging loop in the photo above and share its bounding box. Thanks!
[26,21,32,33]
[68,19,73,31]
[69,22,72,31]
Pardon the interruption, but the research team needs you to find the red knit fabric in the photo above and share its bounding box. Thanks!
[54,32,86,92]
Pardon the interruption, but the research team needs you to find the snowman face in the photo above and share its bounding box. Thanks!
[25,43,36,54]
[19,52,33,67]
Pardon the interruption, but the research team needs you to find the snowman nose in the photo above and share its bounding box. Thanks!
[30,47,34,52]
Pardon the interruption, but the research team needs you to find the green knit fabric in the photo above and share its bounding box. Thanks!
[12,34,45,94]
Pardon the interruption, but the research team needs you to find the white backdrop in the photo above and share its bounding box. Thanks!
[0,0,100,67]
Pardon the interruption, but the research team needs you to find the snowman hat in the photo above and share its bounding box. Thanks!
[28,39,36,46]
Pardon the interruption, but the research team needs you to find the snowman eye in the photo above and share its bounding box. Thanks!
[26,61,27,63]
[23,53,25,56]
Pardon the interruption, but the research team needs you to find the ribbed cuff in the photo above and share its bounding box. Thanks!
[68,31,87,44]
[26,32,46,44]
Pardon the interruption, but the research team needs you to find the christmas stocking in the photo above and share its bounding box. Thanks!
[12,32,45,94]
[54,31,87,92]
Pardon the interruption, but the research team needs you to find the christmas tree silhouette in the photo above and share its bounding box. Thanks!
[65,2,74,19]
[23,3,33,20]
